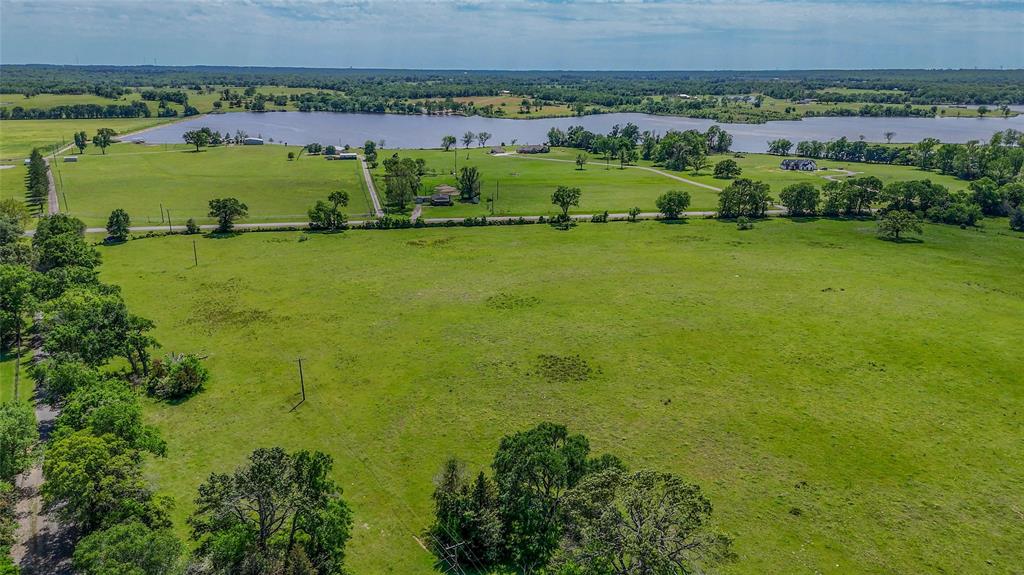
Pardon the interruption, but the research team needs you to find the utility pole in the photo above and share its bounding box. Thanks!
[159,202,165,223]
[192,240,198,266]
[297,358,306,402]
[167,209,172,232]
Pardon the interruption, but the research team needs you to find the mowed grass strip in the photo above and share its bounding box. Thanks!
[96,219,1024,575]
[56,143,371,227]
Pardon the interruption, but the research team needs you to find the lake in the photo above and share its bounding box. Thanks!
[131,111,1024,153]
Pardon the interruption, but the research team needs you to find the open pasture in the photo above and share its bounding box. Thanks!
[373,146,718,217]
[56,143,371,227]
[97,218,1024,574]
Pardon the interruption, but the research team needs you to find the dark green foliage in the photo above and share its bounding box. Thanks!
[556,469,735,574]
[491,422,594,572]
[148,352,209,400]
[718,178,772,218]
[0,400,37,480]
[25,148,49,214]
[1010,207,1024,231]
[551,186,582,219]
[106,209,131,242]
[457,166,481,201]
[31,355,101,405]
[42,430,170,533]
[55,378,166,455]
[189,447,352,575]
[185,218,201,234]
[73,520,183,575]
[183,128,212,152]
[767,138,793,155]
[308,192,349,231]
[877,210,923,241]
[656,190,692,219]
[713,158,742,179]
[363,140,377,167]
[93,128,115,154]
[382,155,420,210]
[208,197,248,232]
[779,182,820,216]
[429,459,503,567]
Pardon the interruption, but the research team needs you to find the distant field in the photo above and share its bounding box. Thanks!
[96,219,1024,575]
[653,151,973,194]
[56,143,371,227]
[0,117,175,159]
[371,146,718,218]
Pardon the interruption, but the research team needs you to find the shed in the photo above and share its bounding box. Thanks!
[517,144,550,154]
[780,159,817,171]
[490,146,504,154]
[430,194,454,206]
[337,153,358,160]
[63,156,78,163]
[242,137,264,145]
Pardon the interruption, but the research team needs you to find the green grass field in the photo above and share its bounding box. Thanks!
[670,152,972,194]
[0,117,176,159]
[374,147,719,217]
[55,144,371,227]
[94,219,1024,575]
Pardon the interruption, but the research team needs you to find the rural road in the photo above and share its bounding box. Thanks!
[360,156,385,217]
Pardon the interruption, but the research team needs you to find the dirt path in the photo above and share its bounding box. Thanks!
[11,326,76,575]
[41,158,59,214]
[359,156,385,217]
[821,168,862,182]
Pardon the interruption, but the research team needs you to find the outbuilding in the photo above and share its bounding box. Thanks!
[430,194,454,206]
[63,156,78,162]
[242,137,264,145]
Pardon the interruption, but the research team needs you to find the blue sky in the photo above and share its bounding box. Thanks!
[1,0,1022,70]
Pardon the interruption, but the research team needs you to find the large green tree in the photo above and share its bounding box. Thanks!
[551,186,582,220]
[106,209,131,242]
[207,197,248,232]
[556,469,735,575]
[656,190,692,219]
[189,447,352,574]
[382,155,420,211]
[779,182,820,216]
[54,378,166,455]
[42,430,165,532]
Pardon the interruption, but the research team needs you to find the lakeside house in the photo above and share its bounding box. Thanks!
[517,144,549,154]
[780,158,817,171]
[242,137,264,145]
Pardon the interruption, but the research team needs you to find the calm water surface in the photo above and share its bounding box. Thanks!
[132,111,1024,153]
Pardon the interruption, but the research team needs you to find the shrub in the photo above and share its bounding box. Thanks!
[736,216,754,230]
[1010,207,1024,232]
[148,353,209,400]
[656,190,692,219]
[713,159,742,179]
[627,206,641,222]
[184,218,200,234]
[591,211,609,223]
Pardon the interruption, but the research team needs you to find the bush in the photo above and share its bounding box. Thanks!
[590,211,609,223]
[736,216,754,230]
[655,190,692,219]
[148,353,209,400]
[1010,207,1024,232]
[713,159,742,179]
[185,218,200,234]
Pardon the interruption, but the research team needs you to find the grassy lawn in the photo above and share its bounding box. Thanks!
[0,117,176,159]
[373,147,718,218]
[0,350,33,404]
[96,219,1024,575]
[55,143,371,227]
[667,152,972,195]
